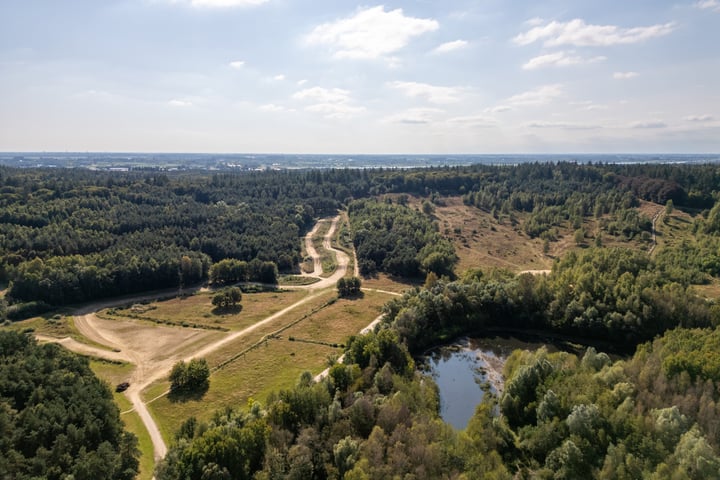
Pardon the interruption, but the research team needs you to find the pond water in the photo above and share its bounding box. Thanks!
[425,336,557,430]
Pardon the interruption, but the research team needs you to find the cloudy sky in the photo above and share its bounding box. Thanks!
[0,0,718,153]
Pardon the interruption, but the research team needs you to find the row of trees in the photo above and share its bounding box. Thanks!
[208,258,278,285]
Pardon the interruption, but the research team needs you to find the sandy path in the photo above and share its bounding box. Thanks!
[313,313,386,383]
[301,221,323,277]
[518,269,551,275]
[41,215,354,464]
[36,334,130,363]
[304,215,350,290]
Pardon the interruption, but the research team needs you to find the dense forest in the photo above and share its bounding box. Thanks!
[2,162,718,312]
[5,162,720,478]
[154,319,720,479]
[153,250,720,478]
[0,331,139,480]
[348,198,457,278]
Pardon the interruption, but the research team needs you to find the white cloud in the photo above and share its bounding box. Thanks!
[297,79,308,86]
[259,103,293,113]
[228,60,245,69]
[485,105,511,114]
[522,51,606,70]
[168,99,192,107]
[507,84,563,107]
[293,86,365,119]
[189,0,268,7]
[513,19,675,47]
[432,40,468,54]
[305,6,438,60]
[527,121,601,130]
[632,121,667,129]
[695,0,720,12]
[383,108,444,125]
[272,74,285,81]
[613,71,639,79]
[388,81,464,104]
[447,115,497,128]
[525,17,545,27]
[685,114,715,122]
[293,87,351,104]
[305,103,365,118]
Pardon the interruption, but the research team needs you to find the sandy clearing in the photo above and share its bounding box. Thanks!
[42,215,354,464]
[36,334,131,363]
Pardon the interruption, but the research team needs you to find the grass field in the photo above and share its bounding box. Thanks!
[143,288,394,443]
[4,313,76,337]
[103,288,310,331]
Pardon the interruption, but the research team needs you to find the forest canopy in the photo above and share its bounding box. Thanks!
[0,331,139,480]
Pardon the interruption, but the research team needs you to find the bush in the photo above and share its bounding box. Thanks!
[169,358,210,393]
[337,277,362,297]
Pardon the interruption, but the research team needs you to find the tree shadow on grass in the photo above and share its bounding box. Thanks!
[168,383,209,403]
[211,304,243,316]
[341,291,365,300]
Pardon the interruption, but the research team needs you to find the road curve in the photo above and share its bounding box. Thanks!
[40,214,354,465]
[301,221,323,277]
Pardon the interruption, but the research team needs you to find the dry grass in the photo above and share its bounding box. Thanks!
[361,273,419,294]
[106,289,310,331]
[426,196,663,275]
[144,288,395,442]
[430,197,552,273]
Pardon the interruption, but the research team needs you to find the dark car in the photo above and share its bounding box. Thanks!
[115,382,130,392]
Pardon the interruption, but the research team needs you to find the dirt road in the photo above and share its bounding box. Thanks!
[301,221,323,276]
[39,215,353,463]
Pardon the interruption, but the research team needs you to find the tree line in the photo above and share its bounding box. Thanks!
[3,161,720,314]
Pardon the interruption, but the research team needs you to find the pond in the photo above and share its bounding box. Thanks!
[425,336,559,430]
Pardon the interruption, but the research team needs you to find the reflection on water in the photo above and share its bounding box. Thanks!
[426,336,556,430]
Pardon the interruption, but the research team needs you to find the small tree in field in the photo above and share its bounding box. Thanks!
[169,358,210,393]
[212,287,242,310]
[337,277,362,297]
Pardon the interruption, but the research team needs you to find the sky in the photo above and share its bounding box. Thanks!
[0,0,718,154]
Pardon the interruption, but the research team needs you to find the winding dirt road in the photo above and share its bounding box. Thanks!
[39,215,353,463]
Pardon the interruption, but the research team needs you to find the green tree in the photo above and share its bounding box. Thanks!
[212,287,242,310]
[169,358,210,393]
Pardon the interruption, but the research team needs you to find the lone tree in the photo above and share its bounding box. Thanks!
[337,277,362,297]
[169,358,210,393]
[212,286,242,310]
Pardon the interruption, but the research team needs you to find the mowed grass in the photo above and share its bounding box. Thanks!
[106,289,310,331]
[89,360,155,480]
[144,288,395,443]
